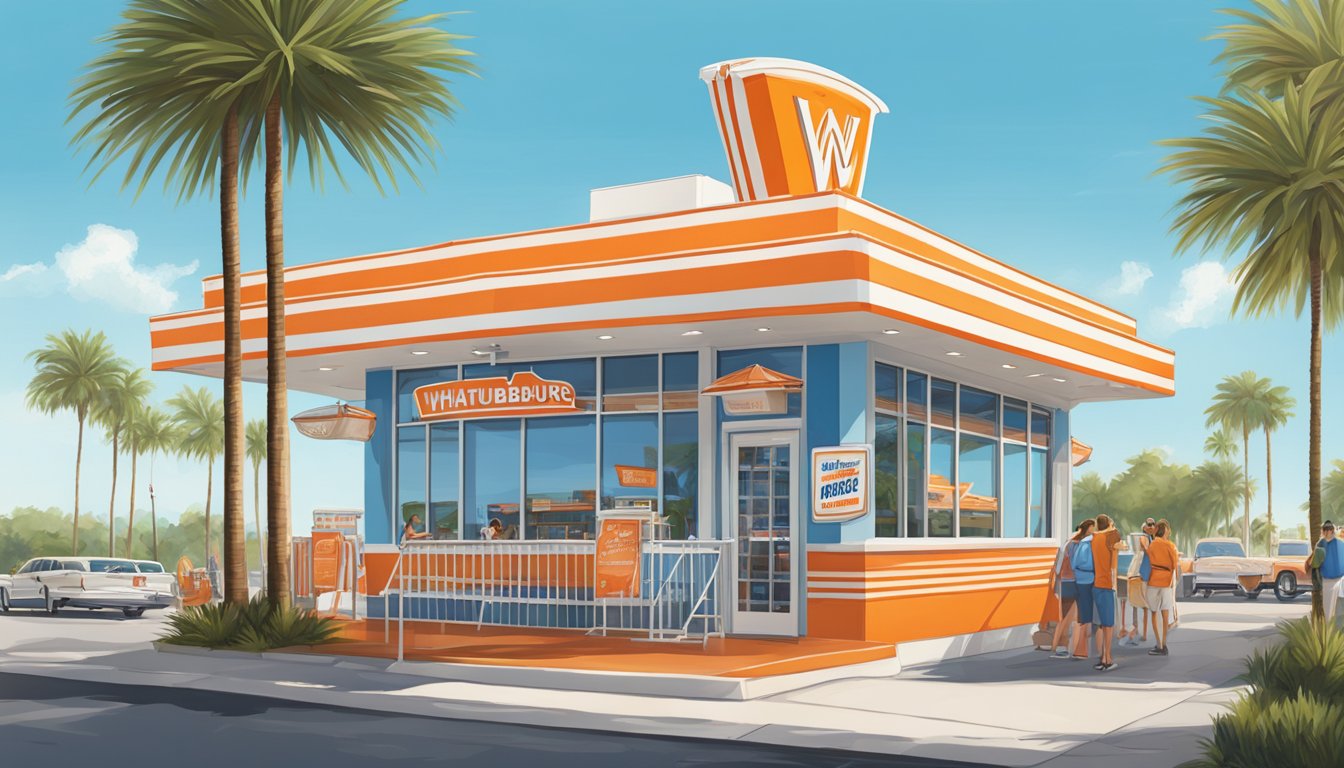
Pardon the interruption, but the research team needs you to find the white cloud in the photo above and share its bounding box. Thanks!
[1155,260,1235,331]
[0,224,197,313]
[1108,260,1153,296]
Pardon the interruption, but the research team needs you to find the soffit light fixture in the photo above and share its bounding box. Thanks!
[1001,364,1017,369]
[597,334,614,340]
[1026,373,1045,378]
[410,350,429,356]
[682,330,703,336]
[881,329,901,335]
[1053,377,1068,383]
[756,327,771,332]
[470,344,508,365]
[318,367,334,372]
[945,351,963,357]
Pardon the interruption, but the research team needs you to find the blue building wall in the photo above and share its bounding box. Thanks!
[805,342,872,546]
[364,368,394,545]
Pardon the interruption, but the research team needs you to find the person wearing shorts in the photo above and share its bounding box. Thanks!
[1049,522,1085,658]
[1145,520,1179,655]
[1090,514,1122,671]
[1070,519,1097,660]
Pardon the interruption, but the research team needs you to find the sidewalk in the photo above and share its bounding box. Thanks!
[0,598,1307,766]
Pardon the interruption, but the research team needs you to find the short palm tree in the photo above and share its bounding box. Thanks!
[221,0,475,608]
[125,405,176,560]
[1204,427,1239,461]
[1203,372,1277,553]
[25,330,125,554]
[1200,0,1344,621]
[95,367,152,556]
[170,386,225,573]
[1259,383,1296,555]
[245,418,267,584]
[1191,460,1254,540]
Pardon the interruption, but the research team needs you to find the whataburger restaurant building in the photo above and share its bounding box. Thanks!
[149,59,1174,657]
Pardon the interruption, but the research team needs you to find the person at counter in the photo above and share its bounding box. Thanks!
[401,514,432,545]
[480,518,518,540]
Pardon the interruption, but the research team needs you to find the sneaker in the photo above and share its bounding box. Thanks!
[1100,662,1118,672]
[1147,647,1163,656]
[1093,662,1106,670]
[1051,649,1070,659]
[1157,647,1169,656]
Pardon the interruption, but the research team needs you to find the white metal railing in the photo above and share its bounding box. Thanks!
[383,538,728,660]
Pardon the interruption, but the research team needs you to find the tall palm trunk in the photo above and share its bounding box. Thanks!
[1264,430,1274,558]
[150,470,159,563]
[264,92,291,609]
[254,460,265,585]
[1241,425,1250,553]
[74,410,85,554]
[221,104,248,606]
[205,457,214,567]
[125,451,138,558]
[107,431,119,556]
[1308,238,1324,623]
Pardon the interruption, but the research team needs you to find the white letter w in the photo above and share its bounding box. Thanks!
[795,97,861,191]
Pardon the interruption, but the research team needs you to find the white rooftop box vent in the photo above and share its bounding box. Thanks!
[589,174,735,222]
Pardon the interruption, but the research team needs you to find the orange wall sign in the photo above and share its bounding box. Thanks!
[311,531,343,592]
[615,464,658,488]
[595,518,642,598]
[811,446,871,523]
[414,371,579,421]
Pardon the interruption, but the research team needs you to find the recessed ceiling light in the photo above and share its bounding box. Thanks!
[681,330,703,336]
[756,327,771,332]
[1053,377,1068,383]
[1001,364,1017,369]
[1026,373,1045,378]
[410,350,429,356]
[318,367,334,372]
[597,334,614,340]
[882,329,901,335]
[945,351,962,357]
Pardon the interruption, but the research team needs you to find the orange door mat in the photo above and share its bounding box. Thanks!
[286,620,895,678]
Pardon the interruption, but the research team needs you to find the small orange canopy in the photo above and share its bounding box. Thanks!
[702,364,804,394]
[1071,438,1093,467]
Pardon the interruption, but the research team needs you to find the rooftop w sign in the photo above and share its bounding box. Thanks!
[796,98,861,191]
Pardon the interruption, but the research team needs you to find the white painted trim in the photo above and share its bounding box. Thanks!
[807,537,1059,553]
[896,624,1037,667]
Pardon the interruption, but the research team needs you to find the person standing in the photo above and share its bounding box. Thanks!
[1050,521,1089,658]
[1310,520,1344,622]
[1145,520,1179,655]
[1090,514,1122,671]
[1070,519,1098,661]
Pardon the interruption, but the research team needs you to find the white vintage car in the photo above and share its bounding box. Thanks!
[0,557,176,617]
[1189,538,1273,599]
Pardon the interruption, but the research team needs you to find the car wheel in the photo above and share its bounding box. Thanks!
[121,607,145,618]
[0,587,8,613]
[43,587,58,614]
[1275,572,1299,602]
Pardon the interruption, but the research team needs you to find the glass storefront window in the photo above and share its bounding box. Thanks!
[464,419,521,539]
[717,347,803,419]
[958,433,998,537]
[662,352,699,410]
[662,412,698,539]
[1031,448,1050,537]
[397,366,457,422]
[959,386,998,438]
[1003,398,1028,443]
[396,426,426,540]
[1031,406,1052,448]
[906,422,926,537]
[875,414,901,537]
[464,358,598,411]
[602,355,659,412]
[876,363,901,413]
[428,424,459,538]
[1003,443,1028,538]
[601,414,659,514]
[929,428,955,537]
[525,416,596,540]
[906,371,928,423]
[931,378,955,429]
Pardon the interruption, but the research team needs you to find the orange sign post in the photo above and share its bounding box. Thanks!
[594,518,642,598]
[311,531,343,593]
[414,371,579,421]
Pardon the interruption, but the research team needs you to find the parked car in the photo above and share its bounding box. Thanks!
[0,557,175,617]
[1188,538,1272,599]
[1269,539,1313,601]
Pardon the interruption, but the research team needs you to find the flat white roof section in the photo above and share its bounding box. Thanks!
[589,175,736,222]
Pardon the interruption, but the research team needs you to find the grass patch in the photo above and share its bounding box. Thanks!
[160,595,342,651]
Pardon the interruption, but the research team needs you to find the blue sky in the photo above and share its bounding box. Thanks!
[1,0,1337,535]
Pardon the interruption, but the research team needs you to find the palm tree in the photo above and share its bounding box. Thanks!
[25,330,125,554]
[1191,460,1254,542]
[1259,384,1295,556]
[222,0,475,608]
[1204,372,1276,553]
[94,367,151,556]
[1202,0,1344,621]
[1323,459,1344,522]
[125,406,176,560]
[70,0,259,603]
[1072,473,1113,527]
[169,386,224,576]
[246,418,267,585]
[1204,428,1239,460]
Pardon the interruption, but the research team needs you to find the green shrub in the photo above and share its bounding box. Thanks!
[1180,693,1344,768]
[159,595,342,651]
[1241,619,1344,706]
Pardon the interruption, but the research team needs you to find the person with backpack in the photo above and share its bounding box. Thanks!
[1070,518,1098,661]
[1308,520,1344,622]
[1050,520,1093,658]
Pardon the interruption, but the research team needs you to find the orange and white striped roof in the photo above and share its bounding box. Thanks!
[148,189,1174,401]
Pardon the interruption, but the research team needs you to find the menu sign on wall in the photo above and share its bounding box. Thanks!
[594,518,642,598]
[414,371,579,421]
[615,464,658,488]
[811,445,871,523]
[311,531,343,592]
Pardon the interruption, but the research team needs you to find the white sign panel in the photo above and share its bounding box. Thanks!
[811,445,871,523]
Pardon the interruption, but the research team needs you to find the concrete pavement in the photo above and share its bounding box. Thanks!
[0,595,1309,766]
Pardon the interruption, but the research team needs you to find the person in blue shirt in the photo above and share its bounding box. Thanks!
[1312,520,1344,622]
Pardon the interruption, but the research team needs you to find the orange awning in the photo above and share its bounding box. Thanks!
[702,364,804,394]
[1071,438,1092,467]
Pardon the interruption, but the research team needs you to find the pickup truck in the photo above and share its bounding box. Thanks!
[1188,538,1273,599]
[1269,539,1313,601]
[0,557,176,617]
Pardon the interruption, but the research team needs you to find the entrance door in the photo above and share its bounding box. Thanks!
[728,430,799,636]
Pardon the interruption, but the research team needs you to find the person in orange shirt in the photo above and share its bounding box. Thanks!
[1144,520,1180,656]
[1090,514,1123,671]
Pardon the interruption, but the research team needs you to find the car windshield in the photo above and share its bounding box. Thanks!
[87,559,138,573]
[1196,541,1246,558]
[1278,542,1310,557]
[135,562,165,573]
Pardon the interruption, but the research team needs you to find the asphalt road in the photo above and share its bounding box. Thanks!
[0,672,986,768]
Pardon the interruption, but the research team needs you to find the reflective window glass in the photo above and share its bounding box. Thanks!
[428,424,459,539]
[906,371,928,423]
[959,386,998,438]
[601,414,659,515]
[906,422,926,537]
[464,359,597,411]
[1003,443,1028,538]
[662,352,699,410]
[464,420,522,539]
[662,412,698,539]
[396,426,427,540]
[958,434,998,537]
[876,363,901,413]
[397,366,457,422]
[875,414,901,537]
[1031,448,1050,537]
[1031,406,1052,448]
[929,428,955,537]
[931,379,956,429]
[1003,398,1028,443]
[603,355,659,412]
[525,416,597,540]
